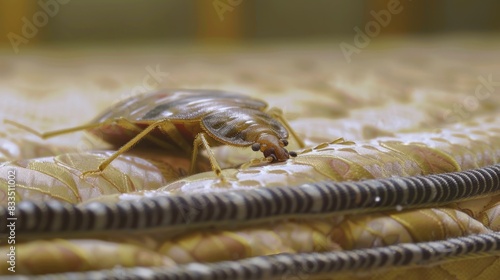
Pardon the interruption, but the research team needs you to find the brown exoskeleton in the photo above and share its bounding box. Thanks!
[5,90,305,181]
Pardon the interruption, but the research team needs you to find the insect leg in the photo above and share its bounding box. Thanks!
[3,119,111,139]
[191,133,225,181]
[113,118,180,151]
[155,121,193,154]
[266,107,306,148]
[80,119,169,178]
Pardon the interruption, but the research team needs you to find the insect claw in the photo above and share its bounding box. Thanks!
[289,151,298,157]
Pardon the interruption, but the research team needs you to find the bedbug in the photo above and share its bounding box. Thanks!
[5,90,305,180]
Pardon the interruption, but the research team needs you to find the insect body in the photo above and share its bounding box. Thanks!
[6,90,305,180]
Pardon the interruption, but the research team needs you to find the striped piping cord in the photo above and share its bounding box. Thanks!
[18,232,500,280]
[1,163,500,235]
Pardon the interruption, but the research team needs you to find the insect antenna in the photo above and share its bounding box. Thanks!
[240,156,274,169]
[265,107,305,149]
[3,119,107,139]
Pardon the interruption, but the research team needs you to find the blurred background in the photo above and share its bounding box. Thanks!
[0,0,499,47]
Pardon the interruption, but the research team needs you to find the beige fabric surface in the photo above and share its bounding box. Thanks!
[1,37,500,278]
